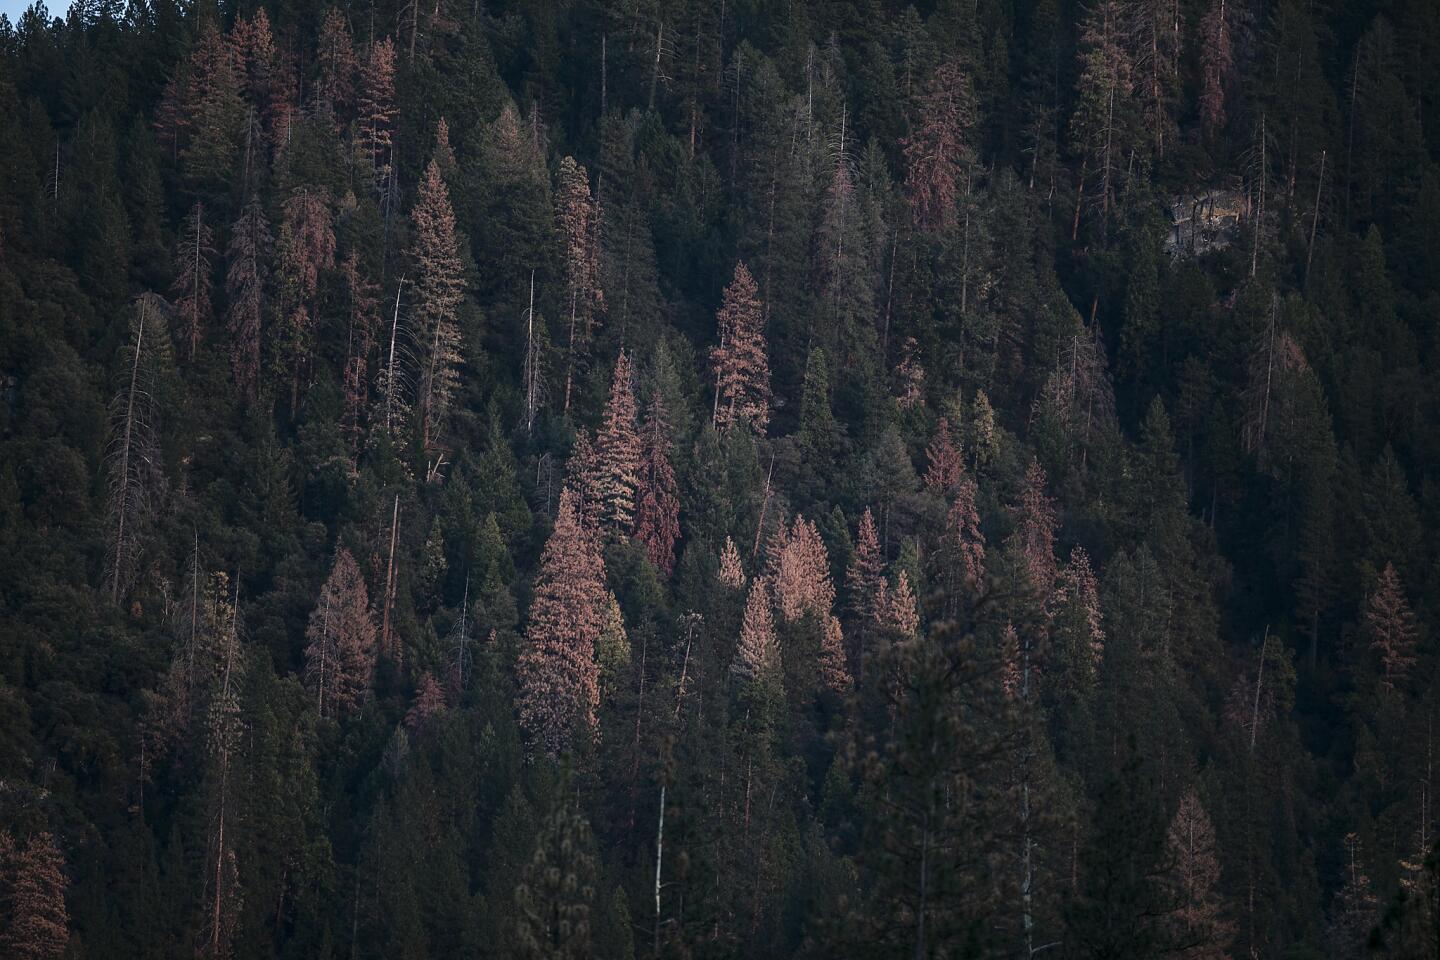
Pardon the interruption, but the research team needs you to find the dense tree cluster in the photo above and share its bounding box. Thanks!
[1,0,1440,957]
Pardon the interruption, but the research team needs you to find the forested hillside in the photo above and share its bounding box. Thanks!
[1,0,1439,956]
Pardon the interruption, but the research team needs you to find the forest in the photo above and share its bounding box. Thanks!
[1,0,1439,955]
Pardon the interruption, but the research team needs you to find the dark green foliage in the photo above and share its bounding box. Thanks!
[0,1,1438,957]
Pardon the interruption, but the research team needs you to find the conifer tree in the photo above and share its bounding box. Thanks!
[969,389,999,470]
[1008,460,1059,596]
[410,159,465,451]
[517,489,608,756]
[1365,562,1418,692]
[1,832,69,960]
[556,156,604,412]
[304,547,377,719]
[340,253,380,452]
[846,507,885,626]
[515,791,598,960]
[105,295,169,605]
[718,536,746,589]
[732,577,780,699]
[1052,545,1104,676]
[593,349,641,534]
[357,37,397,175]
[179,25,244,190]
[1166,788,1232,960]
[1329,832,1379,956]
[711,262,771,436]
[225,194,271,398]
[940,478,987,600]
[1070,0,1136,236]
[404,672,447,731]
[314,9,356,121]
[277,187,335,409]
[902,59,976,231]
[878,570,920,638]
[923,417,964,494]
[1198,0,1238,141]
[634,392,680,575]
[171,201,215,362]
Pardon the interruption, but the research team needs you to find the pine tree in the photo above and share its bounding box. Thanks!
[1166,788,1232,960]
[277,187,335,409]
[1052,545,1104,675]
[878,570,920,638]
[357,37,397,176]
[224,194,271,398]
[171,201,215,362]
[1330,832,1379,956]
[711,261,771,436]
[304,547,377,719]
[556,156,604,413]
[314,8,356,121]
[923,417,965,494]
[846,507,885,626]
[404,672,447,731]
[634,392,681,575]
[517,489,609,756]
[200,573,244,960]
[1,832,69,960]
[902,59,976,231]
[515,791,599,960]
[410,159,465,451]
[1198,0,1238,141]
[937,477,987,609]
[105,295,168,605]
[895,336,927,409]
[593,349,642,534]
[179,24,244,190]
[1365,562,1418,692]
[718,536,746,589]
[1070,0,1136,237]
[340,253,380,453]
[1008,460,1058,597]
[732,577,780,698]
[969,390,999,470]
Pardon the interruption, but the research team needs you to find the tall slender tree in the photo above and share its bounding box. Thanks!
[410,159,466,451]
[1,832,69,960]
[634,392,681,575]
[304,547,377,718]
[593,349,642,534]
[1365,562,1418,692]
[556,156,604,413]
[902,59,976,231]
[711,262,770,435]
[224,194,271,398]
[171,201,215,362]
[1166,788,1232,960]
[517,489,609,755]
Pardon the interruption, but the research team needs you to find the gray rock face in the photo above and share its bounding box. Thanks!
[1166,189,1248,258]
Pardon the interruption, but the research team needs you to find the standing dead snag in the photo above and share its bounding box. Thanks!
[106,294,169,605]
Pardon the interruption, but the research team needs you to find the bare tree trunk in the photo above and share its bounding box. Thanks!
[110,299,148,604]
[382,495,400,665]
[1305,150,1326,287]
[653,783,666,956]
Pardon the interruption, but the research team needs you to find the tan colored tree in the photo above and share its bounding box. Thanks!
[357,37,397,175]
[846,507,884,625]
[711,262,771,435]
[902,59,976,231]
[1166,788,1233,960]
[517,489,609,755]
[1365,562,1418,692]
[923,417,964,494]
[718,536,746,589]
[1008,459,1058,596]
[1,832,69,960]
[304,547,377,718]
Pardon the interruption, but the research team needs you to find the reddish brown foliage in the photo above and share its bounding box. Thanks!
[405,672,448,731]
[942,477,986,596]
[902,60,976,231]
[1008,459,1058,596]
[556,156,604,412]
[711,262,771,436]
[304,547,377,718]
[358,38,397,172]
[732,577,779,689]
[1365,562,1418,691]
[878,570,920,638]
[923,417,964,495]
[517,489,609,756]
[0,832,69,960]
[634,393,681,575]
[1167,788,1233,960]
[315,9,357,121]
[1054,545,1104,669]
